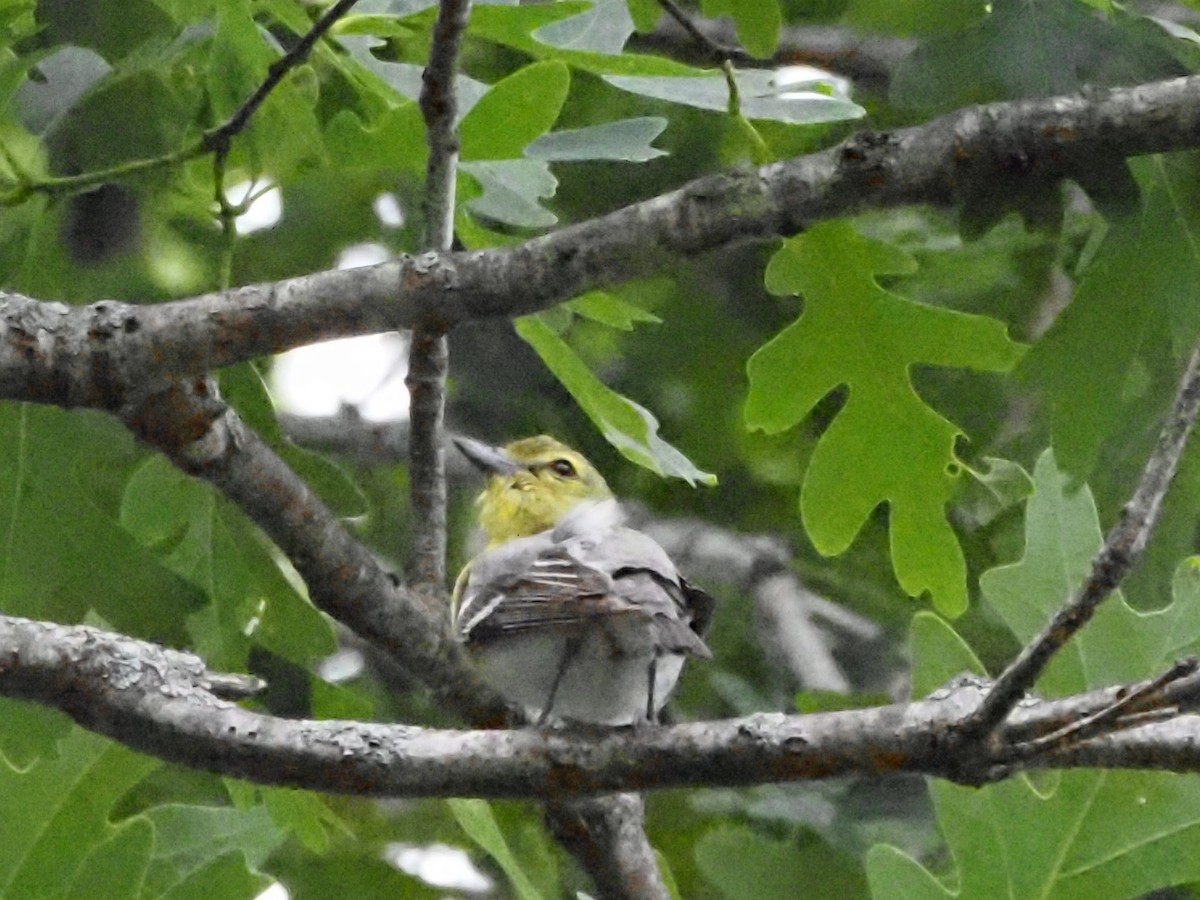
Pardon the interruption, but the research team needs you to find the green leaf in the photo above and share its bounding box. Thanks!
[532,0,634,54]
[746,222,1024,615]
[517,315,716,485]
[16,46,109,136]
[525,117,667,162]
[870,452,1200,899]
[846,0,986,37]
[64,817,154,900]
[566,290,662,330]
[460,61,570,161]
[1018,156,1200,481]
[36,0,176,60]
[448,798,543,900]
[0,728,159,898]
[120,455,336,671]
[460,159,558,228]
[323,104,427,175]
[695,825,866,899]
[867,843,949,899]
[334,13,419,39]
[143,803,286,897]
[907,611,985,699]
[207,1,273,120]
[262,787,335,853]
[890,0,1182,114]
[158,855,271,899]
[470,3,706,76]
[0,699,72,768]
[700,0,781,57]
[604,70,864,124]
[340,35,490,110]
[794,690,892,714]
[208,0,323,178]
[43,65,199,173]
[958,456,1035,527]
[982,450,1200,693]
[626,0,663,32]
[656,848,681,900]
[223,780,337,853]
[0,404,203,643]
[1150,15,1200,45]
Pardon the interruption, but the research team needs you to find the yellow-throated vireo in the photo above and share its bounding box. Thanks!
[452,435,713,726]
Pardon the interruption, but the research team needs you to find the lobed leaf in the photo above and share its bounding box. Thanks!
[0,729,159,898]
[120,455,336,672]
[525,117,667,162]
[1018,156,1200,481]
[869,451,1200,899]
[745,221,1024,615]
[604,70,863,124]
[460,60,570,161]
[532,0,635,55]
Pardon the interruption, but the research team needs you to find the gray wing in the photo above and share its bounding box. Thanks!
[582,529,712,658]
[458,525,711,658]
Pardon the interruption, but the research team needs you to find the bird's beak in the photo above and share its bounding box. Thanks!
[452,436,522,476]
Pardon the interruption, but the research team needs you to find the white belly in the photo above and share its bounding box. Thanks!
[472,628,687,726]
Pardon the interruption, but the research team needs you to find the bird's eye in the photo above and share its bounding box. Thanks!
[550,458,576,478]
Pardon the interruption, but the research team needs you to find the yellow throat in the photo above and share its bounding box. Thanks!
[455,435,613,547]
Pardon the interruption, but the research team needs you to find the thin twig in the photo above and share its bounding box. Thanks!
[201,0,363,156]
[630,18,912,89]
[411,9,673,893]
[212,150,238,290]
[655,0,753,65]
[406,0,472,588]
[964,339,1200,741]
[1003,658,1199,761]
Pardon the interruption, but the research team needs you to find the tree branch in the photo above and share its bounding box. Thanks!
[6,613,1200,797]
[3,76,1200,406]
[964,338,1200,741]
[201,0,363,156]
[407,0,472,588]
[117,377,509,725]
[545,794,669,900]
[654,0,748,66]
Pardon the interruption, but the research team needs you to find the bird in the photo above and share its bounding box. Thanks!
[451,434,713,727]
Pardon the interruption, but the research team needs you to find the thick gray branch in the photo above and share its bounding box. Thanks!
[5,614,1200,798]
[5,77,1200,408]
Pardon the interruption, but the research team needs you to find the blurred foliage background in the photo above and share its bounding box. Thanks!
[5,0,1200,896]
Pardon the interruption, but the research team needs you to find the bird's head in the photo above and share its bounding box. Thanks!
[454,435,613,546]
